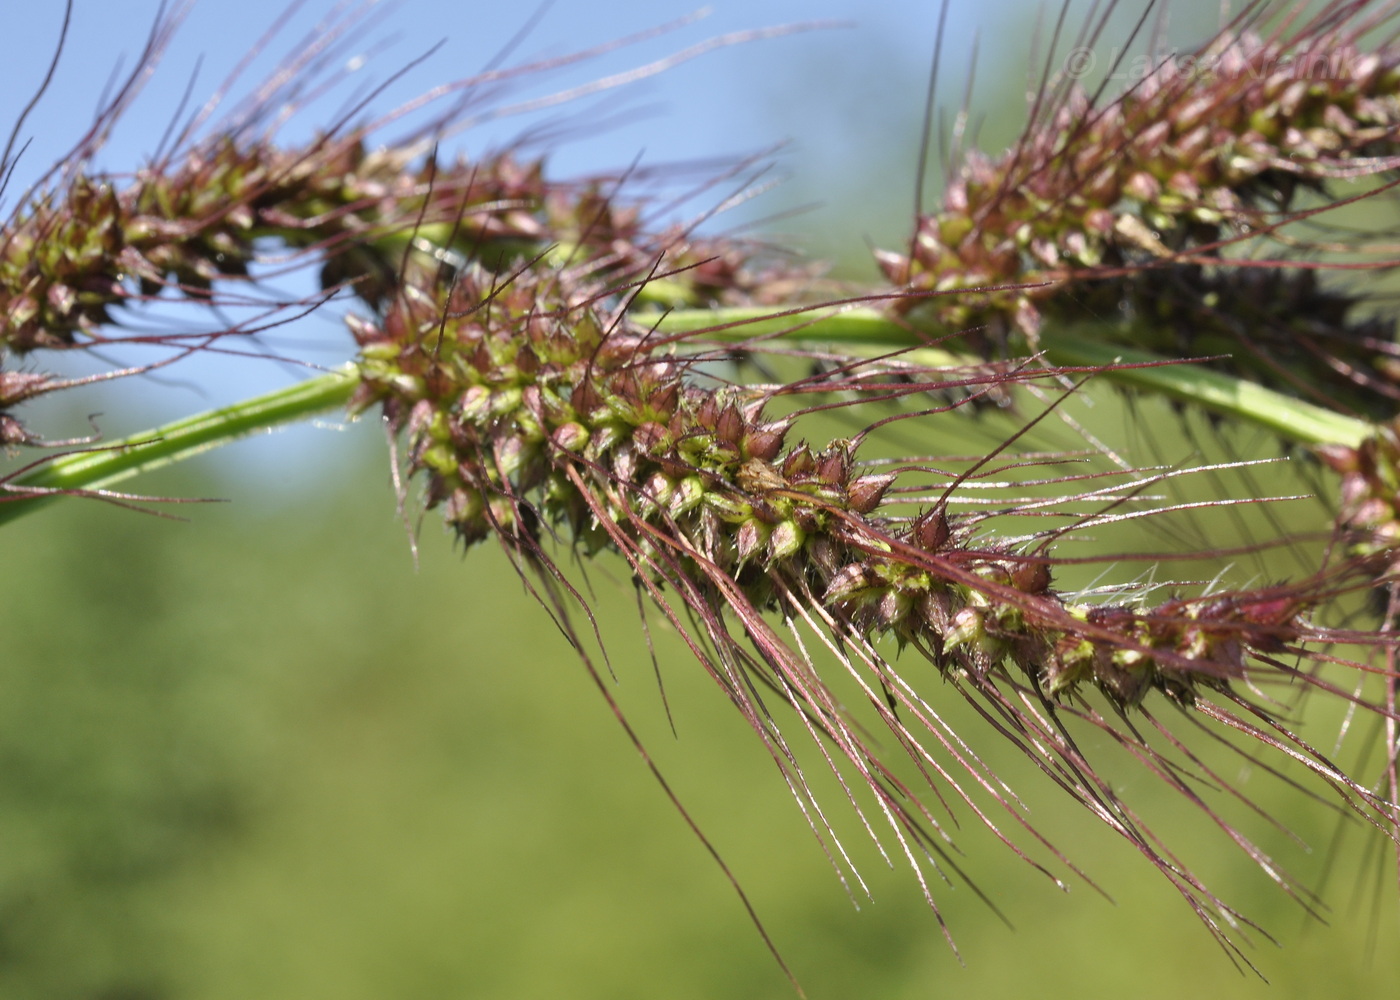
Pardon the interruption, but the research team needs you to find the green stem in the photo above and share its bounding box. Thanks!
[0,367,357,527]
[1039,333,1371,449]
[0,300,1375,529]
[651,306,1374,448]
[653,304,932,348]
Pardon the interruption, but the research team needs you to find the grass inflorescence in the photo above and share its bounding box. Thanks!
[5,0,1400,990]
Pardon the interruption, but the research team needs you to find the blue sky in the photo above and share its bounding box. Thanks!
[3,2,988,173]
[1,1,1025,244]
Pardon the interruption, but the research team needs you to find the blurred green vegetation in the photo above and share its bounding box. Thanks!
[0,399,1396,999]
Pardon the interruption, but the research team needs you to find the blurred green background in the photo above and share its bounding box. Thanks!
[3,410,1396,1000]
[4,1,1400,998]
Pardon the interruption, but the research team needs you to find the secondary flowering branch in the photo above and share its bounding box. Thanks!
[878,0,1400,418]
[343,241,1400,960]
[0,1,804,451]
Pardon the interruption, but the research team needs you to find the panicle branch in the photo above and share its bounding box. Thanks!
[878,0,1400,417]
[346,222,1400,959]
[0,2,805,451]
